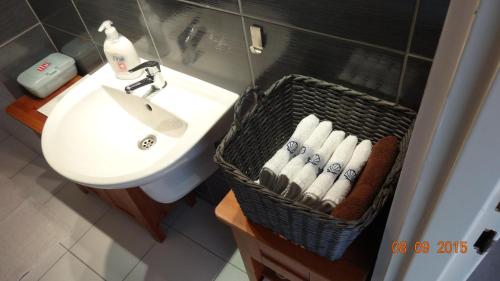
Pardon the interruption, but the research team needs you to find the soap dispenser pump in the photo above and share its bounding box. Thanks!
[98,20,143,80]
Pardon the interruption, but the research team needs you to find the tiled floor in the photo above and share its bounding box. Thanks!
[0,129,249,281]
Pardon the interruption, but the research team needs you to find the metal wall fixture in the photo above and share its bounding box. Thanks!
[249,25,264,54]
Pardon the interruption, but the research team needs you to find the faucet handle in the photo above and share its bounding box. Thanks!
[128,61,161,73]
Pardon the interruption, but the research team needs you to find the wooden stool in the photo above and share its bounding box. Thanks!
[215,191,379,281]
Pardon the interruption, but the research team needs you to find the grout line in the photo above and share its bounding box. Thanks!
[169,226,231,265]
[41,183,67,205]
[211,259,229,281]
[41,180,77,209]
[24,0,58,52]
[7,145,39,179]
[238,0,256,88]
[162,202,189,228]
[61,244,106,281]
[177,0,409,57]
[121,242,156,281]
[136,0,163,63]
[65,205,112,250]
[232,263,246,274]
[168,197,245,273]
[37,200,110,280]
[395,59,409,103]
[68,0,105,62]
[396,0,422,103]
[0,24,39,49]
[220,261,246,276]
[408,52,433,62]
[174,0,257,89]
[35,247,69,281]
[43,23,88,40]
[43,23,105,70]
[38,190,112,256]
[242,14,408,56]
[177,0,240,16]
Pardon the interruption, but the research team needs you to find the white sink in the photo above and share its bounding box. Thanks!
[42,62,238,203]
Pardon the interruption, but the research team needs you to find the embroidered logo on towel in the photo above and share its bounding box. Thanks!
[326,163,342,175]
[299,146,307,154]
[344,169,357,183]
[308,154,320,166]
[286,141,298,154]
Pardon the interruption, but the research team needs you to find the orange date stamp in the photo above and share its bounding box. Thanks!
[391,240,468,254]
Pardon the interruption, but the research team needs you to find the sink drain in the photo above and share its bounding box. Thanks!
[138,135,156,150]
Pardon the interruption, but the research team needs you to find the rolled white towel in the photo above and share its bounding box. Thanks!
[283,130,345,199]
[260,114,319,190]
[277,121,332,193]
[319,139,373,212]
[300,135,358,207]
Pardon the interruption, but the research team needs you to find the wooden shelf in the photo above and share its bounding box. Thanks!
[5,75,82,134]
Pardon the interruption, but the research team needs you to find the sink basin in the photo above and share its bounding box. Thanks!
[42,62,238,203]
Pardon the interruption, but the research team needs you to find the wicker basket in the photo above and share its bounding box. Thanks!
[214,75,416,260]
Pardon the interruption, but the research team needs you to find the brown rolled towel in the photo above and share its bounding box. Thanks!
[331,136,399,220]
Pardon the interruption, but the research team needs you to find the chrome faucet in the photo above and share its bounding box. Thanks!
[125,61,166,95]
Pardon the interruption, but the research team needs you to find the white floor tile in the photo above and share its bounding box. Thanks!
[0,127,8,142]
[215,263,249,281]
[0,136,37,178]
[41,182,110,248]
[0,176,25,221]
[172,199,236,260]
[228,250,246,272]
[162,201,188,227]
[124,229,225,281]
[71,208,156,281]
[11,155,67,205]
[0,95,43,153]
[0,202,62,281]
[40,252,104,281]
[21,244,67,281]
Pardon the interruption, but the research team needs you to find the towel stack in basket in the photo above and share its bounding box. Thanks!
[259,114,399,219]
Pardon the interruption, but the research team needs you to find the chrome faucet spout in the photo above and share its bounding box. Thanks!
[124,61,167,95]
[125,76,154,94]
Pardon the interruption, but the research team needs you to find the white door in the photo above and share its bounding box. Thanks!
[372,0,500,280]
[402,70,500,281]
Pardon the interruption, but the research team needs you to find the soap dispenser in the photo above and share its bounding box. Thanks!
[98,20,143,79]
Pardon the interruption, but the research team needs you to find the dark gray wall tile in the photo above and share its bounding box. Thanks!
[399,58,432,110]
[202,168,230,205]
[73,0,159,61]
[28,0,88,37]
[182,0,239,13]
[45,26,103,74]
[0,26,55,98]
[411,0,451,58]
[194,182,212,204]
[0,0,38,45]
[139,0,252,94]
[247,19,403,101]
[241,0,416,51]
[20,0,446,108]
[195,169,230,206]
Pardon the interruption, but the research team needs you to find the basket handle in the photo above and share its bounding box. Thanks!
[234,86,262,126]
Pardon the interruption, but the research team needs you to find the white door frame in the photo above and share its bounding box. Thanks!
[372,0,500,280]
